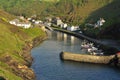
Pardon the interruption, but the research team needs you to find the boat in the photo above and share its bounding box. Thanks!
[80,40,104,55]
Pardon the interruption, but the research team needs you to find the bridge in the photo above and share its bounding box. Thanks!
[45,26,53,31]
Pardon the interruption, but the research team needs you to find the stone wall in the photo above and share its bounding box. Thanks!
[60,52,120,66]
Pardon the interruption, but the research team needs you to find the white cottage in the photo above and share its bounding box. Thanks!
[67,26,74,31]
[9,19,19,25]
[96,18,105,27]
[53,17,63,26]
[56,19,63,26]
[9,19,31,29]
[60,23,68,29]
[67,26,80,31]
[16,22,31,29]
[34,20,43,24]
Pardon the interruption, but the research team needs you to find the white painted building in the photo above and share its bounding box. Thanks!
[56,19,63,26]
[67,26,75,31]
[34,20,43,24]
[53,17,63,26]
[67,26,80,31]
[9,19,31,29]
[16,22,31,29]
[9,19,19,25]
[60,23,68,29]
[96,18,105,27]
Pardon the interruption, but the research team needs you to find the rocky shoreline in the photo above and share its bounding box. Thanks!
[21,35,47,80]
[1,35,47,80]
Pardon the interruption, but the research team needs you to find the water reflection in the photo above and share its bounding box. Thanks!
[52,31,81,46]
[63,33,67,44]
[31,31,120,80]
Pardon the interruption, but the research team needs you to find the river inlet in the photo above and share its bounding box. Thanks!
[31,31,120,80]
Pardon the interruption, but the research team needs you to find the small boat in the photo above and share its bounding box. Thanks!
[81,41,94,49]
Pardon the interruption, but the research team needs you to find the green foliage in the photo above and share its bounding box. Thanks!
[0,0,120,78]
[0,0,118,26]
[0,10,46,79]
[0,61,22,80]
[0,0,119,38]
[21,27,46,40]
[0,0,52,17]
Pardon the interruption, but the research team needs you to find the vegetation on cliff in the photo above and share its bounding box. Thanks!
[0,0,120,39]
[0,10,46,80]
[0,0,120,79]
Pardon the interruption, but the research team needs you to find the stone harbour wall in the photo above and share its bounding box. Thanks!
[60,52,120,66]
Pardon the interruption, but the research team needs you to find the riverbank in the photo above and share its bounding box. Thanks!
[0,26,47,80]
[15,31,47,80]
[21,35,47,80]
[8,34,47,80]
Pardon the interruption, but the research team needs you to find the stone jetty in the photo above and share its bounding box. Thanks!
[60,52,120,66]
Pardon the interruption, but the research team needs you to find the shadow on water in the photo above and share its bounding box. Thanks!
[59,60,120,80]
[61,59,120,69]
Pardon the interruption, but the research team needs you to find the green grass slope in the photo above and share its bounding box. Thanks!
[45,0,114,24]
[0,0,120,39]
[0,10,46,79]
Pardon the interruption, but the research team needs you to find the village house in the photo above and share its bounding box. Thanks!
[52,17,63,26]
[27,17,32,21]
[96,18,105,27]
[34,20,43,24]
[45,17,52,22]
[9,19,31,29]
[16,22,31,29]
[9,19,19,25]
[67,25,80,31]
[85,18,106,28]
[60,23,68,29]
[19,16,25,20]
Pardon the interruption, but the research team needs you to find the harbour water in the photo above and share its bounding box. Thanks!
[31,31,120,80]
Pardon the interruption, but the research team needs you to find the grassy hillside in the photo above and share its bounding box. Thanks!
[46,0,120,38]
[0,10,46,79]
[0,0,52,17]
[43,0,114,24]
[0,0,117,24]
[0,0,120,36]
